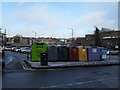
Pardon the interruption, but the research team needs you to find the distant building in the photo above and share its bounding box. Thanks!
[74,28,120,50]
[101,28,113,32]
[6,36,70,46]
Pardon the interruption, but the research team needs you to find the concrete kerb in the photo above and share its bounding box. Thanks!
[23,60,120,70]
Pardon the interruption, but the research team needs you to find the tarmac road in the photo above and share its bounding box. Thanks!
[2,51,120,88]
[2,65,119,88]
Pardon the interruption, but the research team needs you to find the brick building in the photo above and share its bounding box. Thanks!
[6,36,66,46]
[73,30,120,50]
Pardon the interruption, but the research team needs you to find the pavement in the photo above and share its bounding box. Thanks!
[23,58,120,70]
[3,51,120,70]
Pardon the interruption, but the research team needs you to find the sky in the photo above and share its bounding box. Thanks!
[0,1,118,38]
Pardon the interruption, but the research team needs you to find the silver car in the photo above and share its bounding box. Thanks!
[20,47,31,53]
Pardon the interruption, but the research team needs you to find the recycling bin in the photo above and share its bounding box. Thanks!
[77,46,88,61]
[31,43,47,62]
[40,52,48,66]
[58,46,69,61]
[69,46,79,61]
[87,47,101,61]
[100,48,107,60]
[48,46,58,61]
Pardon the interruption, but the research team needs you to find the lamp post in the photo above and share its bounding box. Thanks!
[68,28,73,43]
[32,31,37,42]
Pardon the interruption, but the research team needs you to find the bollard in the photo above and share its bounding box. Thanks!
[27,53,29,61]
[40,52,48,66]
[2,49,5,59]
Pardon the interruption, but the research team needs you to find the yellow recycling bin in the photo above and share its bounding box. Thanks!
[77,46,88,61]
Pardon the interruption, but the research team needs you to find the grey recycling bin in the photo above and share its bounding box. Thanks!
[48,46,58,61]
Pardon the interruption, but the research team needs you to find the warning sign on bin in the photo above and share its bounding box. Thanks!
[93,49,97,53]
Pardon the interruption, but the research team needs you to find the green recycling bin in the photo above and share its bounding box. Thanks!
[58,46,69,61]
[31,43,48,62]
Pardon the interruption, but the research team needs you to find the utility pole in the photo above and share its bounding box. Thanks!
[0,28,1,33]
[4,29,6,46]
[71,28,73,43]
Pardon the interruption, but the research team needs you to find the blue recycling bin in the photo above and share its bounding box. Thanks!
[100,48,107,60]
[87,47,101,61]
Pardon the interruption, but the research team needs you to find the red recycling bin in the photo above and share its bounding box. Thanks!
[69,46,79,61]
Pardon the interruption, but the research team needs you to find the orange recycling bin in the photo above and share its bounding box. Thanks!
[77,46,88,61]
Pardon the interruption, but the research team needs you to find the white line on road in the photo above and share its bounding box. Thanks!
[49,86,57,88]
[21,62,35,71]
[39,77,118,88]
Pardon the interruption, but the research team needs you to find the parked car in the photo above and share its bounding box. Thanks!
[20,47,31,53]
[107,50,120,55]
[15,47,21,52]
[3,46,12,51]
[107,49,111,55]
[11,47,17,51]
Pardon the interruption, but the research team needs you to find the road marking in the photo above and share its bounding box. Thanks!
[21,62,27,70]
[66,83,74,86]
[21,62,56,71]
[21,62,35,71]
[35,68,55,70]
[38,77,118,88]
[21,62,57,71]
[49,86,57,88]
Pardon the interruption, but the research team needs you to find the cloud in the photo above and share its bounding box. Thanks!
[0,2,2,27]
[73,11,115,27]
[72,11,117,30]
[4,3,117,38]
[9,4,63,31]
[1,0,120,2]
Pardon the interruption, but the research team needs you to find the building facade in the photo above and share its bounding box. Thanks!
[74,30,120,50]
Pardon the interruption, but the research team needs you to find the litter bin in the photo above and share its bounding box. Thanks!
[77,46,88,61]
[31,43,47,62]
[58,46,69,61]
[87,47,101,61]
[40,52,48,66]
[69,46,79,61]
[48,45,58,61]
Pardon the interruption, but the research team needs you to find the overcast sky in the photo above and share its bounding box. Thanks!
[1,1,118,38]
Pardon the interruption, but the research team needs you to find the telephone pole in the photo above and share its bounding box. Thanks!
[4,29,7,46]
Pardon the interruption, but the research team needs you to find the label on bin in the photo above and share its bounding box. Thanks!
[102,55,106,59]
[93,49,97,52]
[82,49,86,52]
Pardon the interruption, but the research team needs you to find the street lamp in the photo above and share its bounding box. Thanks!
[32,31,37,42]
[32,31,36,38]
[68,28,73,43]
